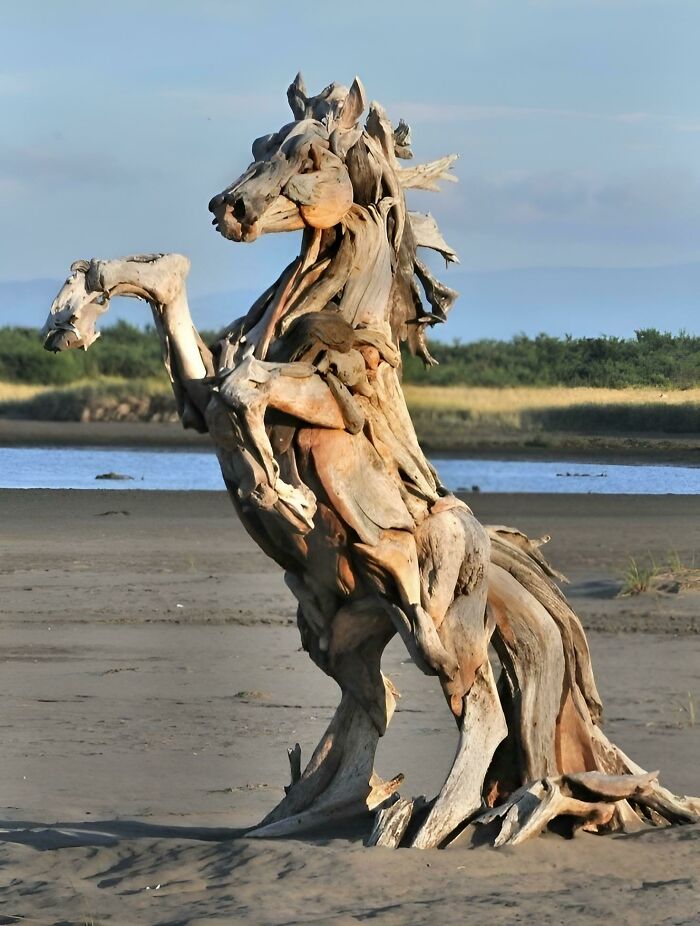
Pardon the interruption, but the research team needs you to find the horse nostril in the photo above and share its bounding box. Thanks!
[232,197,247,221]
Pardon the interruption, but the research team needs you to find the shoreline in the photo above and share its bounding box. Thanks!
[2,417,700,464]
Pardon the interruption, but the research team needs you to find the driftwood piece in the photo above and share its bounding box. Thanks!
[366,797,415,848]
[465,766,698,847]
[248,681,403,838]
[285,743,302,794]
[408,211,459,264]
[42,73,699,851]
[412,659,507,848]
[488,563,564,781]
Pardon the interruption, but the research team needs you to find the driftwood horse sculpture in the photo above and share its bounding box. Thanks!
[43,75,698,848]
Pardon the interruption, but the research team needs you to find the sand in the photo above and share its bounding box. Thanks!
[1,489,699,924]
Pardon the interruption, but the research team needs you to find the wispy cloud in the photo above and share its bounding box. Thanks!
[0,147,150,191]
[392,101,698,134]
[0,73,33,97]
[434,167,700,236]
[157,88,284,118]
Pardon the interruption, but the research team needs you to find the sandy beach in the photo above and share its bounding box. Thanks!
[1,489,699,924]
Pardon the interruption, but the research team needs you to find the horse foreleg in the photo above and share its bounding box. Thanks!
[216,358,345,531]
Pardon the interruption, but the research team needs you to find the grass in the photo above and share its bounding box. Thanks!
[0,376,172,421]
[0,376,169,402]
[2,381,700,449]
[0,381,51,402]
[404,384,700,432]
[618,551,700,597]
[402,384,700,452]
[403,384,700,414]
[619,556,660,596]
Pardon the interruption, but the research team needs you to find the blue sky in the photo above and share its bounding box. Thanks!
[2,0,699,339]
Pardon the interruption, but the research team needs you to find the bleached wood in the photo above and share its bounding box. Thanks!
[408,211,459,264]
[366,798,415,848]
[285,743,302,794]
[488,563,564,780]
[397,154,458,191]
[42,73,699,850]
[411,659,507,848]
[248,690,403,838]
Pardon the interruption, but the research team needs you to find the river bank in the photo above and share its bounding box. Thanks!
[2,417,700,464]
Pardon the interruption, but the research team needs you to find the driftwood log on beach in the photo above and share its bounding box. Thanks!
[42,74,699,849]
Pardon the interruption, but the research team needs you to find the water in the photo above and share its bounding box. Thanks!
[0,446,698,494]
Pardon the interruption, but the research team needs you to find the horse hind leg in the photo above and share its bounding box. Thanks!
[413,505,493,716]
[409,508,508,848]
[257,505,487,841]
[248,600,402,837]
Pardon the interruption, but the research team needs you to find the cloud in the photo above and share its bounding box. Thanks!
[431,167,700,241]
[0,74,33,97]
[392,100,700,135]
[0,147,149,192]
[157,88,285,118]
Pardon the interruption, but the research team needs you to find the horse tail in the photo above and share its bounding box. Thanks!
[485,525,604,783]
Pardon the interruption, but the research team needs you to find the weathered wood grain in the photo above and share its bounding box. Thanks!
[42,74,699,849]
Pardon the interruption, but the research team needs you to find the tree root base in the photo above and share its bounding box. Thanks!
[365,770,700,850]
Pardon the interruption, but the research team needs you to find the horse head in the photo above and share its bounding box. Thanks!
[42,254,191,352]
[208,75,366,243]
[214,74,460,364]
[41,260,110,352]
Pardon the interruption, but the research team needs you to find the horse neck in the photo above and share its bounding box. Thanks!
[333,207,395,332]
[96,256,207,383]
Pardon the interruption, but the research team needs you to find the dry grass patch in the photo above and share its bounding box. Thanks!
[0,377,173,421]
[404,384,700,416]
[0,381,51,402]
[404,385,700,438]
[618,552,700,597]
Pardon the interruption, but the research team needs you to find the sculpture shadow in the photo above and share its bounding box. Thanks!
[0,815,374,851]
[0,818,251,850]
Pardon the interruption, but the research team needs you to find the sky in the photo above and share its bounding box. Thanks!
[1,0,699,340]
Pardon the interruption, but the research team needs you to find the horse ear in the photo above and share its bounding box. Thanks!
[70,259,90,273]
[287,72,308,120]
[338,77,366,130]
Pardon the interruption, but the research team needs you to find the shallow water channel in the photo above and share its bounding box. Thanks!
[1,446,699,493]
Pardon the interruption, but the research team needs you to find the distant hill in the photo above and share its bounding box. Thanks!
[2,263,698,341]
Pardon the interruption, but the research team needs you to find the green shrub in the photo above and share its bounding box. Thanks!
[403,329,700,389]
[3,323,700,389]
[0,322,166,384]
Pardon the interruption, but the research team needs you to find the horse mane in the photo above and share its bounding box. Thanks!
[345,98,460,365]
[228,77,461,368]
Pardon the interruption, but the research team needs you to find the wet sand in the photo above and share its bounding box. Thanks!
[1,489,699,924]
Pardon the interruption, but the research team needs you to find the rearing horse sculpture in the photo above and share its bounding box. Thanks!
[43,75,698,848]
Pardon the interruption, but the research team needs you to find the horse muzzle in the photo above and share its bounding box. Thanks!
[43,325,80,352]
